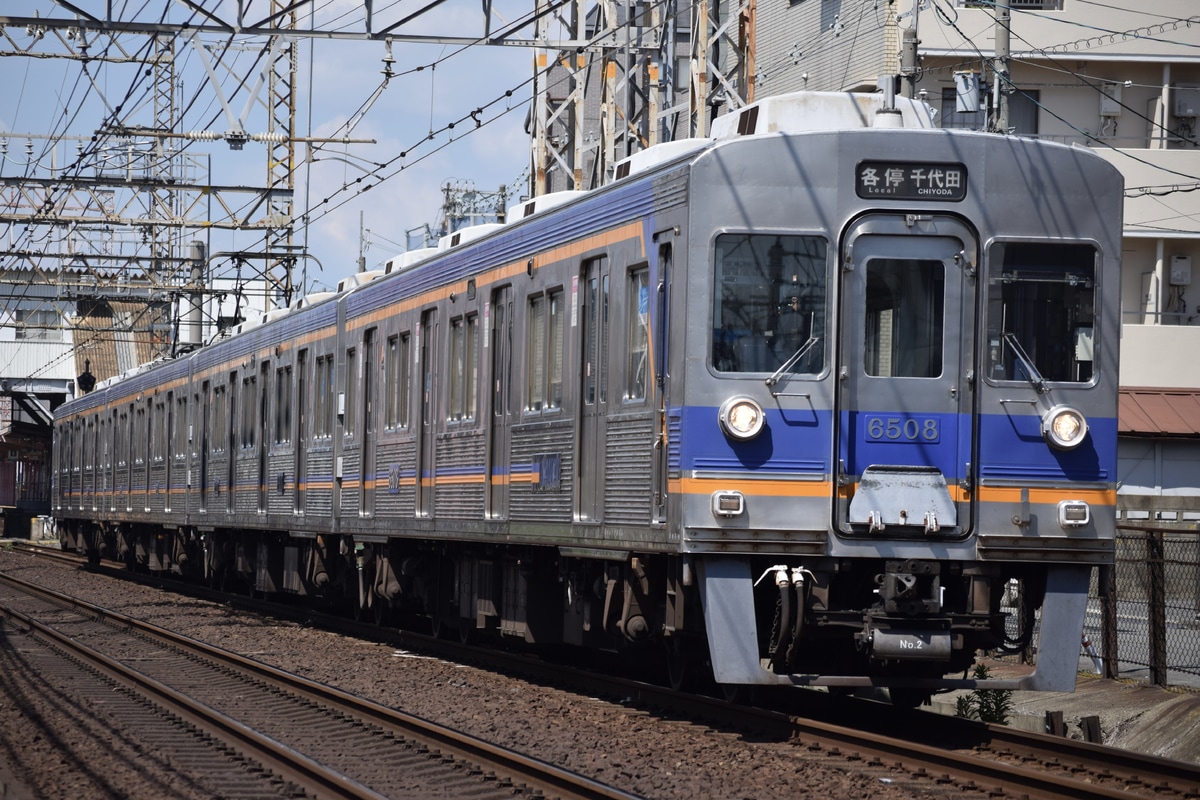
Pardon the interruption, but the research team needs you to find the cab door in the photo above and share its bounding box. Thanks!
[835,215,976,537]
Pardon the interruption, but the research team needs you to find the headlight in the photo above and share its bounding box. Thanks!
[718,396,765,441]
[1042,405,1088,450]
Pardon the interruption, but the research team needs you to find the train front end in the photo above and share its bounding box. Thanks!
[676,93,1123,699]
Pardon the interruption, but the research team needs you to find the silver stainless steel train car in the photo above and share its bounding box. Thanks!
[52,92,1123,705]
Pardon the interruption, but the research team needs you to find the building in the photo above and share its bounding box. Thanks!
[754,0,1200,525]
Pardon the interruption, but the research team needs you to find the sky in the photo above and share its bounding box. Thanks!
[0,0,542,301]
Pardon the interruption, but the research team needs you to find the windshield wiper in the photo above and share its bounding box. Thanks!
[1002,332,1046,393]
[765,335,821,389]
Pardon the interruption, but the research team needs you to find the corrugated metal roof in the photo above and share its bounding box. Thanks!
[72,301,156,384]
[1119,388,1200,437]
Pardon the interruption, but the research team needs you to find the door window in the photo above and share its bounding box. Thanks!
[864,258,945,378]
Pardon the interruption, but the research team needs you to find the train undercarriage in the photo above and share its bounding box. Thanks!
[59,520,1043,703]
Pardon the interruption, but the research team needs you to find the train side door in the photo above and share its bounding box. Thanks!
[258,362,269,512]
[577,257,609,523]
[227,374,237,513]
[417,309,438,517]
[199,383,210,512]
[835,215,976,537]
[294,351,307,514]
[487,285,513,519]
[360,328,377,517]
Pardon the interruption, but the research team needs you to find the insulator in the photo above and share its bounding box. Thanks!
[185,131,222,141]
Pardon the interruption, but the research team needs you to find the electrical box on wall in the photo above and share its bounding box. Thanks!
[1174,84,1200,118]
[1171,254,1192,286]
[1100,83,1122,117]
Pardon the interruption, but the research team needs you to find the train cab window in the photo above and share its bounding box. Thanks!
[712,233,827,374]
[986,242,1097,384]
[449,314,479,422]
[865,259,945,378]
[626,268,650,401]
[527,290,565,411]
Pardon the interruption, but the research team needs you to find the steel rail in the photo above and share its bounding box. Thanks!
[0,569,642,800]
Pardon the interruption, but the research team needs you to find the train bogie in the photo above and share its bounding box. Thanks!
[52,91,1122,702]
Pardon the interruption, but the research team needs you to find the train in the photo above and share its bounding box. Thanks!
[51,91,1123,706]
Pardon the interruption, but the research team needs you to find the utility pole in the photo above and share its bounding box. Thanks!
[992,0,1011,133]
[899,0,919,100]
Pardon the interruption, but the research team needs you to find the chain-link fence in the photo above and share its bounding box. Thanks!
[1088,526,1200,687]
[995,525,1200,689]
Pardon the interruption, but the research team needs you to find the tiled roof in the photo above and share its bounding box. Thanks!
[1119,388,1200,437]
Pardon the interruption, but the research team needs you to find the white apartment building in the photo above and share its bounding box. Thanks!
[754,0,1200,522]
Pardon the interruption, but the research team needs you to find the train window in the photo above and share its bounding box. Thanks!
[626,268,650,401]
[449,314,479,422]
[275,365,292,444]
[528,296,546,409]
[346,347,358,435]
[583,269,610,404]
[865,258,945,378]
[135,406,146,465]
[314,355,334,438]
[986,242,1098,384]
[213,386,227,453]
[527,290,565,412]
[175,396,188,458]
[385,333,411,429]
[242,375,257,449]
[712,234,827,374]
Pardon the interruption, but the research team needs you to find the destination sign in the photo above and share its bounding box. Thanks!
[855,161,968,201]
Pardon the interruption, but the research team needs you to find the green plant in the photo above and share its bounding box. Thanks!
[954,664,1014,724]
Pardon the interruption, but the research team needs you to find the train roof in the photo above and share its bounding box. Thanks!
[53,91,995,419]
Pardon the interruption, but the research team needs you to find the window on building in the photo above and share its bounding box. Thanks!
[13,308,62,341]
[962,0,1062,7]
[940,86,985,131]
[1008,89,1041,136]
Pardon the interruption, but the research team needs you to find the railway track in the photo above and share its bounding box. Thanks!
[5,541,1200,800]
[0,564,641,800]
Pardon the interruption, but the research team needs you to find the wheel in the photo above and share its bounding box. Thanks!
[373,596,392,627]
[888,687,932,709]
[721,683,753,704]
[665,639,697,692]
